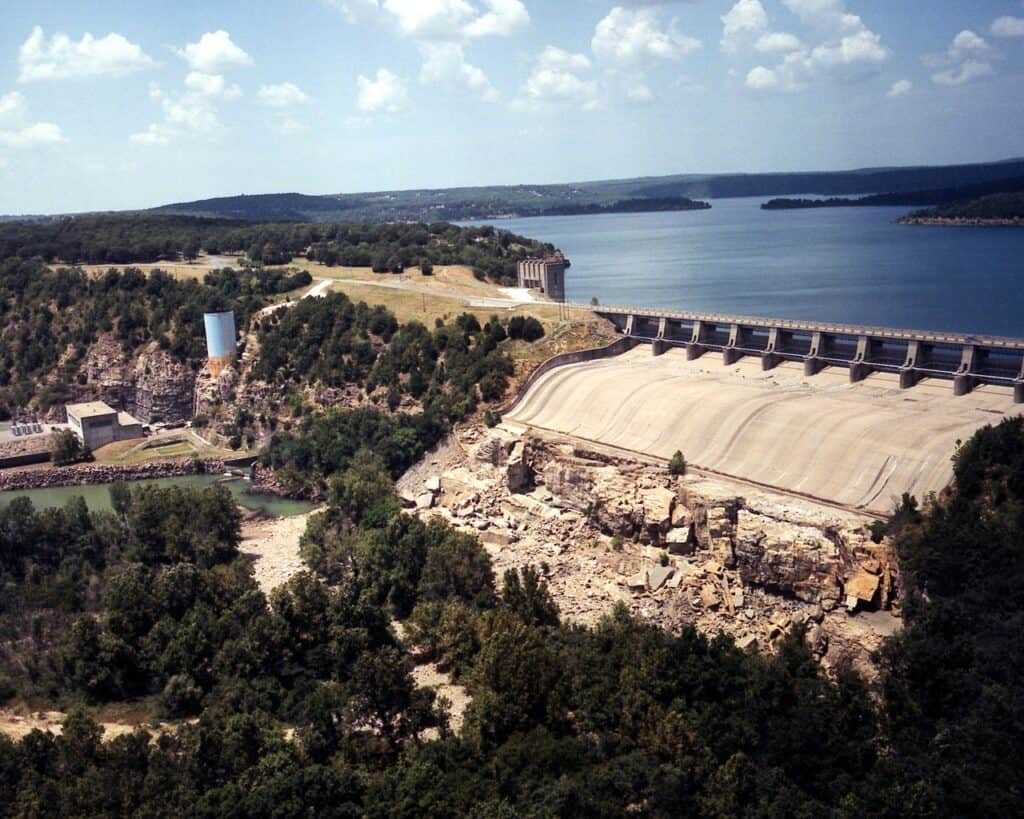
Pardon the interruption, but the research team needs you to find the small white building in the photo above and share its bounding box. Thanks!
[66,402,144,451]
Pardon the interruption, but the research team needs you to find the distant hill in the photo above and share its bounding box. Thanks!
[761,175,1024,211]
[145,158,1024,223]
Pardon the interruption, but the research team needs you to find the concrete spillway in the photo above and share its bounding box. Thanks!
[505,346,1019,515]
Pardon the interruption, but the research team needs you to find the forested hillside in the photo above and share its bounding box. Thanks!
[902,191,1024,222]
[0,214,556,281]
[145,157,1024,222]
[0,414,1022,816]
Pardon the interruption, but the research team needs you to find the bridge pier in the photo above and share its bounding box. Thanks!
[849,336,872,383]
[624,315,635,336]
[899,342,920,390]
[686,344,706,361]
[723,347,742,365]
[762,329,781,371]
[652,339,669,356]
[1015,380,1024,404]
[804,357,824,377]
[953,346,976,397]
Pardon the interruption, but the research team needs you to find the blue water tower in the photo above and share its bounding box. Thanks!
[204,311,238,377]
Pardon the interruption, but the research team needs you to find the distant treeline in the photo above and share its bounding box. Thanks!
[518,196,711,217]
[761,175,1024,211]
[0,214,557,283]
[902,192,1024,223]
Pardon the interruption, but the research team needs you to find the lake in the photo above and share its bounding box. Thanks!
[486,198,1024,337]
[0,474,313,518]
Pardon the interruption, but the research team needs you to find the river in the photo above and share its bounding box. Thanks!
[0,474,313,517]
[485,198,1024,337]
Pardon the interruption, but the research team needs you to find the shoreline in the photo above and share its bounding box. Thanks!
[898,216,1024,227]
[0,458,230,493]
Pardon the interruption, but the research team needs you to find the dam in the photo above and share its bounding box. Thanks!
[504,307,1024,515]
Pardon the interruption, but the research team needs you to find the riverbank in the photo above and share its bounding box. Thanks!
[898,216,1024,227]
[0,458,229,492]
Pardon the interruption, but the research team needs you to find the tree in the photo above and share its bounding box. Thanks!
[50,428,83,466]
[669,450,686,476]
[501,567,559,628]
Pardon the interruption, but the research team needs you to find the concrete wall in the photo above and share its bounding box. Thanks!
[503,336,641,414]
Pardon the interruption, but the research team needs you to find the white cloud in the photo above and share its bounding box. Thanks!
[131,72,242,146]
[745,65,780,90]
[949,29,990,60]
[357,68,409,113]
[463,0,530,38]
[382,0,476,39]
[991,16,1024,38]
[184,72,241,99]
[515,47,599,111]
[929,30,994,87]
[258,82,311,107]
[887,79,912,97]
[329,0,528,39]
[755,31,803,54]
[177,30,252,73]
[18,26,155,82]
[721,0,768,52]
[933,60,994,86]
[536,46,592,73]
[593,7,701,66]
[0,91,66,148]
[419,43,498,101]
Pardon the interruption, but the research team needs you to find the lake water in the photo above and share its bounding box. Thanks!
[0,474,313,518]
[487,198,1024,337]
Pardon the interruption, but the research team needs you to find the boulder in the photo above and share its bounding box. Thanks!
[665,526,694,555]
[415,493,435,511]
[699,584,720,609]
[425,476,442,493]
[641,488,676,534]
[647,565,674,592]
[507,442,533,494]
[843,569,880,612]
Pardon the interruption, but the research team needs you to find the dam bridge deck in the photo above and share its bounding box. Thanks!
[589,305,1024,403]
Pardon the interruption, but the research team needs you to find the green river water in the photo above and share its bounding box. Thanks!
[0,474,313,517]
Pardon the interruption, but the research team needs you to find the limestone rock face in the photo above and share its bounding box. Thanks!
[507,441,533,494]
[734,511,843,606]
[641,488,676,536]
[69,335,197,424]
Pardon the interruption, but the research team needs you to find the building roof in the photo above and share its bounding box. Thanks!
[66,401,117,418]
[117,412,143,427]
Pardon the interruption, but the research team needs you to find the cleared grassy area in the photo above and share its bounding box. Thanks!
[91,432,241,465]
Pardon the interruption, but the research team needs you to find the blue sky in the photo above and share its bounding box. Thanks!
[1,0,1023,214]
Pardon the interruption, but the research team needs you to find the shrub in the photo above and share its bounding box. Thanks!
[669,450,686,476]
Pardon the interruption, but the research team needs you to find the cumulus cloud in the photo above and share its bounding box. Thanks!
[755,31,803,54]
[933,60,994,86]
[0,91,66,148]
[258,82,311,107]
[380,0,475,39]
[131,71,242,146]
[721,0,769,52]
[593,6,701,65]
[741,0,887,91]
[419,42,498,101]
[991,15,1024,38]
[929,30,994,87]
[745,65,780,90]
[177,30,252,73]
[18,26,155,82]
[514,46,599,111]
[463,0,530,38]
[887,79,912,97]
[357,68,409,113]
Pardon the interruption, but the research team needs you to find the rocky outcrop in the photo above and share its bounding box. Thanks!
[66,334,197,424]
[404,428,902,684]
